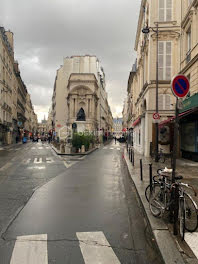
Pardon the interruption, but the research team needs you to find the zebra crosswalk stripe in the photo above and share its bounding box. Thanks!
[10,234,48,264]
[76,231,120,264]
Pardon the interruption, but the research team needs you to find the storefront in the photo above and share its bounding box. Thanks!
[179,93,198,161]
[159,93,198,161]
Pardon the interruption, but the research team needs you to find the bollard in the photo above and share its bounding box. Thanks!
[132,149,134,166]
[130,148,133,162]
[173,185,179,235]
[129,148,131,159]
[140,159,143,181]
[149,164,152,193]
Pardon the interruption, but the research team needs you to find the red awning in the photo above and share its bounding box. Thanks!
[132,117,141,127]
[159,108,197,127]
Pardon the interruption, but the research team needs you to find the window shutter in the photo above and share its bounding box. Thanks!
[159,0,172,22]
[159,0,165,21]
[166,0,172,21]
[158,42,164,80]
[158,94,164,110]
[165,95,171,110]
[165,42,172,80]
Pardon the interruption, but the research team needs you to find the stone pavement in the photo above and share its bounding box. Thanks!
[124,146,198,264]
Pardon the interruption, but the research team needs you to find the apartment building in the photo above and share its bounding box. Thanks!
[0,28,14,144]
[52,55,113,140]
[127,0,182,156]
[0,27,37,144]
[178,0,198,161]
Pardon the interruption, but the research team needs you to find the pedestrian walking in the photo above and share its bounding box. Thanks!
[114,136,117,144]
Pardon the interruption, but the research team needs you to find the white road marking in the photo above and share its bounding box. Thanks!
[0,162,12,171]
[31,147,36,149]
[27,166,46,170]
[117,148,120,150]
[185,232,198,258]
[46,157,54,163]
[10,234,48,264]
[38,147,43,150]
[76,231,120,264]
[0,147,4,150]
[45,147,50,149]
[103,147,107,149]
[23,159,31,164]
[34,158,42,164]
[110,147,114,150]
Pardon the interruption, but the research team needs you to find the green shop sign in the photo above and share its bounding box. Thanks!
[179,93,198,113]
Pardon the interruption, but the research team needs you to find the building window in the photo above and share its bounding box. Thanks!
[158,41,172,80]
[188,0,193,6]
[186,27,191,63]
[159,0,172,21]
[159,94,171,110]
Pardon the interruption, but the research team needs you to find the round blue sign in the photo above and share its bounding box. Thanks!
[171,75,190,98]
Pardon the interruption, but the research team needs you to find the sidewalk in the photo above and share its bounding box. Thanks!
[124,146,198,264]
[0,141,23,150]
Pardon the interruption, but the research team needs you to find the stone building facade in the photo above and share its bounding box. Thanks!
[178,0,198,161]
[52,55,113,140]
[126,0,198,160]
[127,0,182,157]
[0,27,37,145]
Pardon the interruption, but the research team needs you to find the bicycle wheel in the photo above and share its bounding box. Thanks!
[184,193,198,232]
[145,183,160,202]
[149,185,163,217]
[179,198,185,241]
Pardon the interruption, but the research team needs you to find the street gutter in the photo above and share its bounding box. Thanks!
[123,148,186,264]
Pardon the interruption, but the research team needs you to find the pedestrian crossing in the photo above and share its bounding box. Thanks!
[103,146,121,151]
[9,232,121,264]
[0,143,51,152]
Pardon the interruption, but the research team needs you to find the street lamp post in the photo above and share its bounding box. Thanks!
[142,23,159,162]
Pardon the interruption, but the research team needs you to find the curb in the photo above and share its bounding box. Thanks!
[123,148,185,264]
[51,145,99,156]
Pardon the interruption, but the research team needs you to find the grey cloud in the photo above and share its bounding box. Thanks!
[1,0,140,119]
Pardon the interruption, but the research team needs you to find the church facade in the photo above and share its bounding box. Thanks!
[51,55,113,137]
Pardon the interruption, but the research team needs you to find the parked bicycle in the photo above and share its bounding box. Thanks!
[149,173,198,240]
[145,168,168,202]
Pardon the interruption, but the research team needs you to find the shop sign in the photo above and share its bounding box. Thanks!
[179,93,198,113]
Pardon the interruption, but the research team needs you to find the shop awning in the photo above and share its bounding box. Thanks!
[159,108,198,127]
[132,117,141,127]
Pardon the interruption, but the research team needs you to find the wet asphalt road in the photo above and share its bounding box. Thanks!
[0,141,162,263]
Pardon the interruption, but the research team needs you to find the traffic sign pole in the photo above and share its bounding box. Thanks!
[172,97,179,184]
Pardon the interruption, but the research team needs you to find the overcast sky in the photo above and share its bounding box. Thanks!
[1,0,141,122]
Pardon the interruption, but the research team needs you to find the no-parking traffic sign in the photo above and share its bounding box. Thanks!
[171,75,190,98]
[153,112,160,120]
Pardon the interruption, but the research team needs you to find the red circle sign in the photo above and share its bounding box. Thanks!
[171,75,190,98]
[153,113,160,120]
